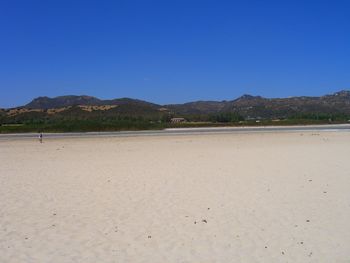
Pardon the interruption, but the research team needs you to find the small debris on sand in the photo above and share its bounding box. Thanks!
[202,219,207,223]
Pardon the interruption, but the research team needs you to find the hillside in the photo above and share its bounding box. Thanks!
[168,91,350,118]
[1,91,350,132]
[4,91,350,119]
[25,95,161,110]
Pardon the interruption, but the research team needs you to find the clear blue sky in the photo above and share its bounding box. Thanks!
[1,0,349,108]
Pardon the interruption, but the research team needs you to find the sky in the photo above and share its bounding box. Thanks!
[0,0,349,108]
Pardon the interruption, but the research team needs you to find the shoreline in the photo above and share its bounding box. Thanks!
[1,123,350,140]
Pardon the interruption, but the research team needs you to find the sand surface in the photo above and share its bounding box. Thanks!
[1,131,350,262]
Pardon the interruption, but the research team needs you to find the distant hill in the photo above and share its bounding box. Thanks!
[166,101,226,115]
[26,95,160,109]
[2,90,350,123]
[167,90,350,118]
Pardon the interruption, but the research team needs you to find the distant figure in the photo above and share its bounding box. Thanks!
[39,132,43,143]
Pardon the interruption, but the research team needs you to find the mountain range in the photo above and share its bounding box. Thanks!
[1,90,350,122]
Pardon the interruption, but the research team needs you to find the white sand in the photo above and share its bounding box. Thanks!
[1,131,350,262]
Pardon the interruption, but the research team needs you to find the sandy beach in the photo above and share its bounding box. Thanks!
[1,131,350,262]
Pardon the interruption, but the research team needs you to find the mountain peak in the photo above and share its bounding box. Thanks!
[235,94,263,101]
[26,95,102,109]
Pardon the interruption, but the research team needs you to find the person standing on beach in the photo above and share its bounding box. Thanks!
[39,132,43,143]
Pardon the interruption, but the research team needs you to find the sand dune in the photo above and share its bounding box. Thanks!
[1,132,350,262]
